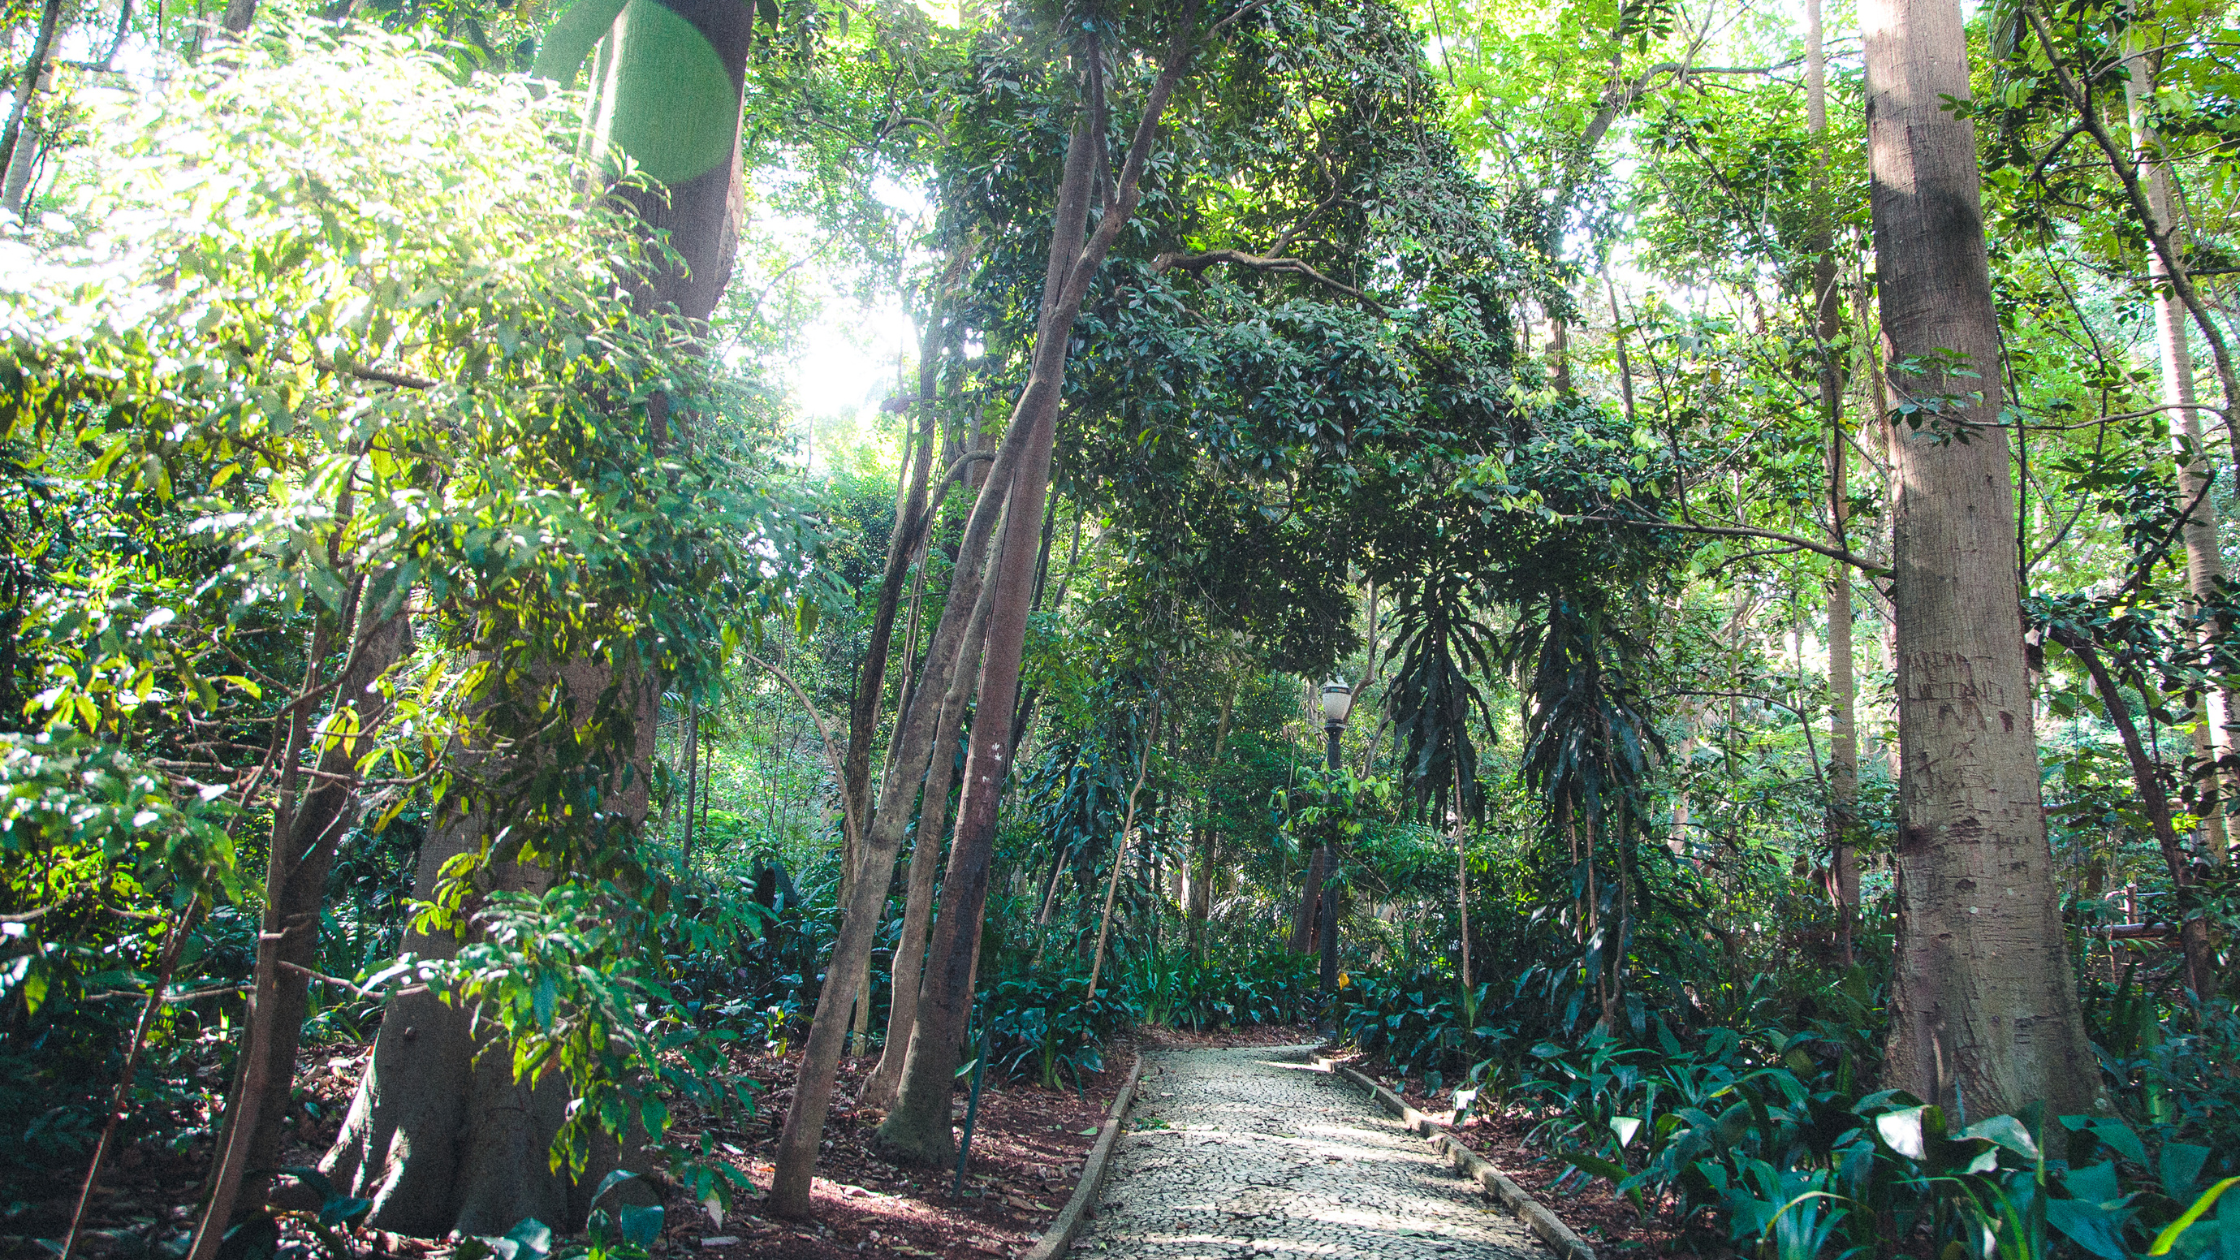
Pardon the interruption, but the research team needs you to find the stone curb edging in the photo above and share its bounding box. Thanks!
[1020,1053,1147,1260]
[1318,1058,1596,1260]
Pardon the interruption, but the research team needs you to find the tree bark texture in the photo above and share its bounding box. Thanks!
[860,9,1211,1168]
[1866,0,2100,1119]
[319,660,657,1238]
[319,0,754,1233]
[861,568,996,1109]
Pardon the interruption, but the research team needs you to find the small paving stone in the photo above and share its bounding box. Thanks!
[1070,1045,1548,1259]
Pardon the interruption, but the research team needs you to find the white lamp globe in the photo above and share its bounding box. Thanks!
[1319,678,1354,725]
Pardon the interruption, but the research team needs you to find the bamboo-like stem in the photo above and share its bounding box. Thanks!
[1084,699,1161,1003]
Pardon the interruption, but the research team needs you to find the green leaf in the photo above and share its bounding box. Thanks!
[2050,1193,2134,1260]
[2153,1178,2240,1256]
[590,1170,638,1208]
[1958,1115,2038,1162]
[618,1204,663,1246]
[2164,1143,2213,1202]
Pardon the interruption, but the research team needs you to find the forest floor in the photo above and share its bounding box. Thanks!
[687,1024,1313,1259]
[5,1025,1315,1260]
[1330,1052,1705,1258]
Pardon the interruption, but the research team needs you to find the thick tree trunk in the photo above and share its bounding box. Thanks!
[860,569,995,1110]
[1867,0,2100,1119]
[321,659,653,1236]
[320,0,755,1235]
[2123,34,2233,863]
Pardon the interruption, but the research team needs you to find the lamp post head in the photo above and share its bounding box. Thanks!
[1320,677,1354,728]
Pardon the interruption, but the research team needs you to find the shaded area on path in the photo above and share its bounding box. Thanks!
[1070,1045,1547,1258]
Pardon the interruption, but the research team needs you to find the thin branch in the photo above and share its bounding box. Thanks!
[313,357,436,390]
[741,651,860,860]
[1151,249,1382,311]
[1573,513,1892,576]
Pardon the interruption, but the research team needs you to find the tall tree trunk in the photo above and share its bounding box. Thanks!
[869,409,1055,1171]
[2123,29,2233,864]
[861,13,1213,1170]
[1811,0,1860,961]
[1867,0,2100,1118]
[322,0,756,1235]
[0,0,63,213]
[860,567,996,1109]
[1289,844,1327,953]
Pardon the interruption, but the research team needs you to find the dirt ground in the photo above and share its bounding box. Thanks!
[12,1025,1317,1260]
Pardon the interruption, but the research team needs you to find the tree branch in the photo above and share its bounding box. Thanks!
[1572,513,1892,577]
[1151,248,1382,311]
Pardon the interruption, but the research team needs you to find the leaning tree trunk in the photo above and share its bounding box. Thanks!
[860,565,996,1109]
[2052,629,2219,998]
[763,399,1024,1216]
[1866,0,2100,1119]
[870,397,1059,1170]
[871,29,1210,1163]
[319,0,755,1235]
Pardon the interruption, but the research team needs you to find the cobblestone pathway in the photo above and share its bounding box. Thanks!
[1068,1045,1547,1259]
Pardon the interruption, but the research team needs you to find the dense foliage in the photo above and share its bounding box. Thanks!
[3,0,2238,1253]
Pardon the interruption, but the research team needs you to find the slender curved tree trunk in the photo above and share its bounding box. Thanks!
[1867,0,2099,1118]
[858,11,1210,1169]
[1810,0,1860,961]
[2053,629,2219,997]
[861,570,995,1109]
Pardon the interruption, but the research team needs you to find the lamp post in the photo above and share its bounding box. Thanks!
[1316,679,1353,1024]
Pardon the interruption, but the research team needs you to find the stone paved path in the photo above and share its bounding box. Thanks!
[1068,1045,1548,1259]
